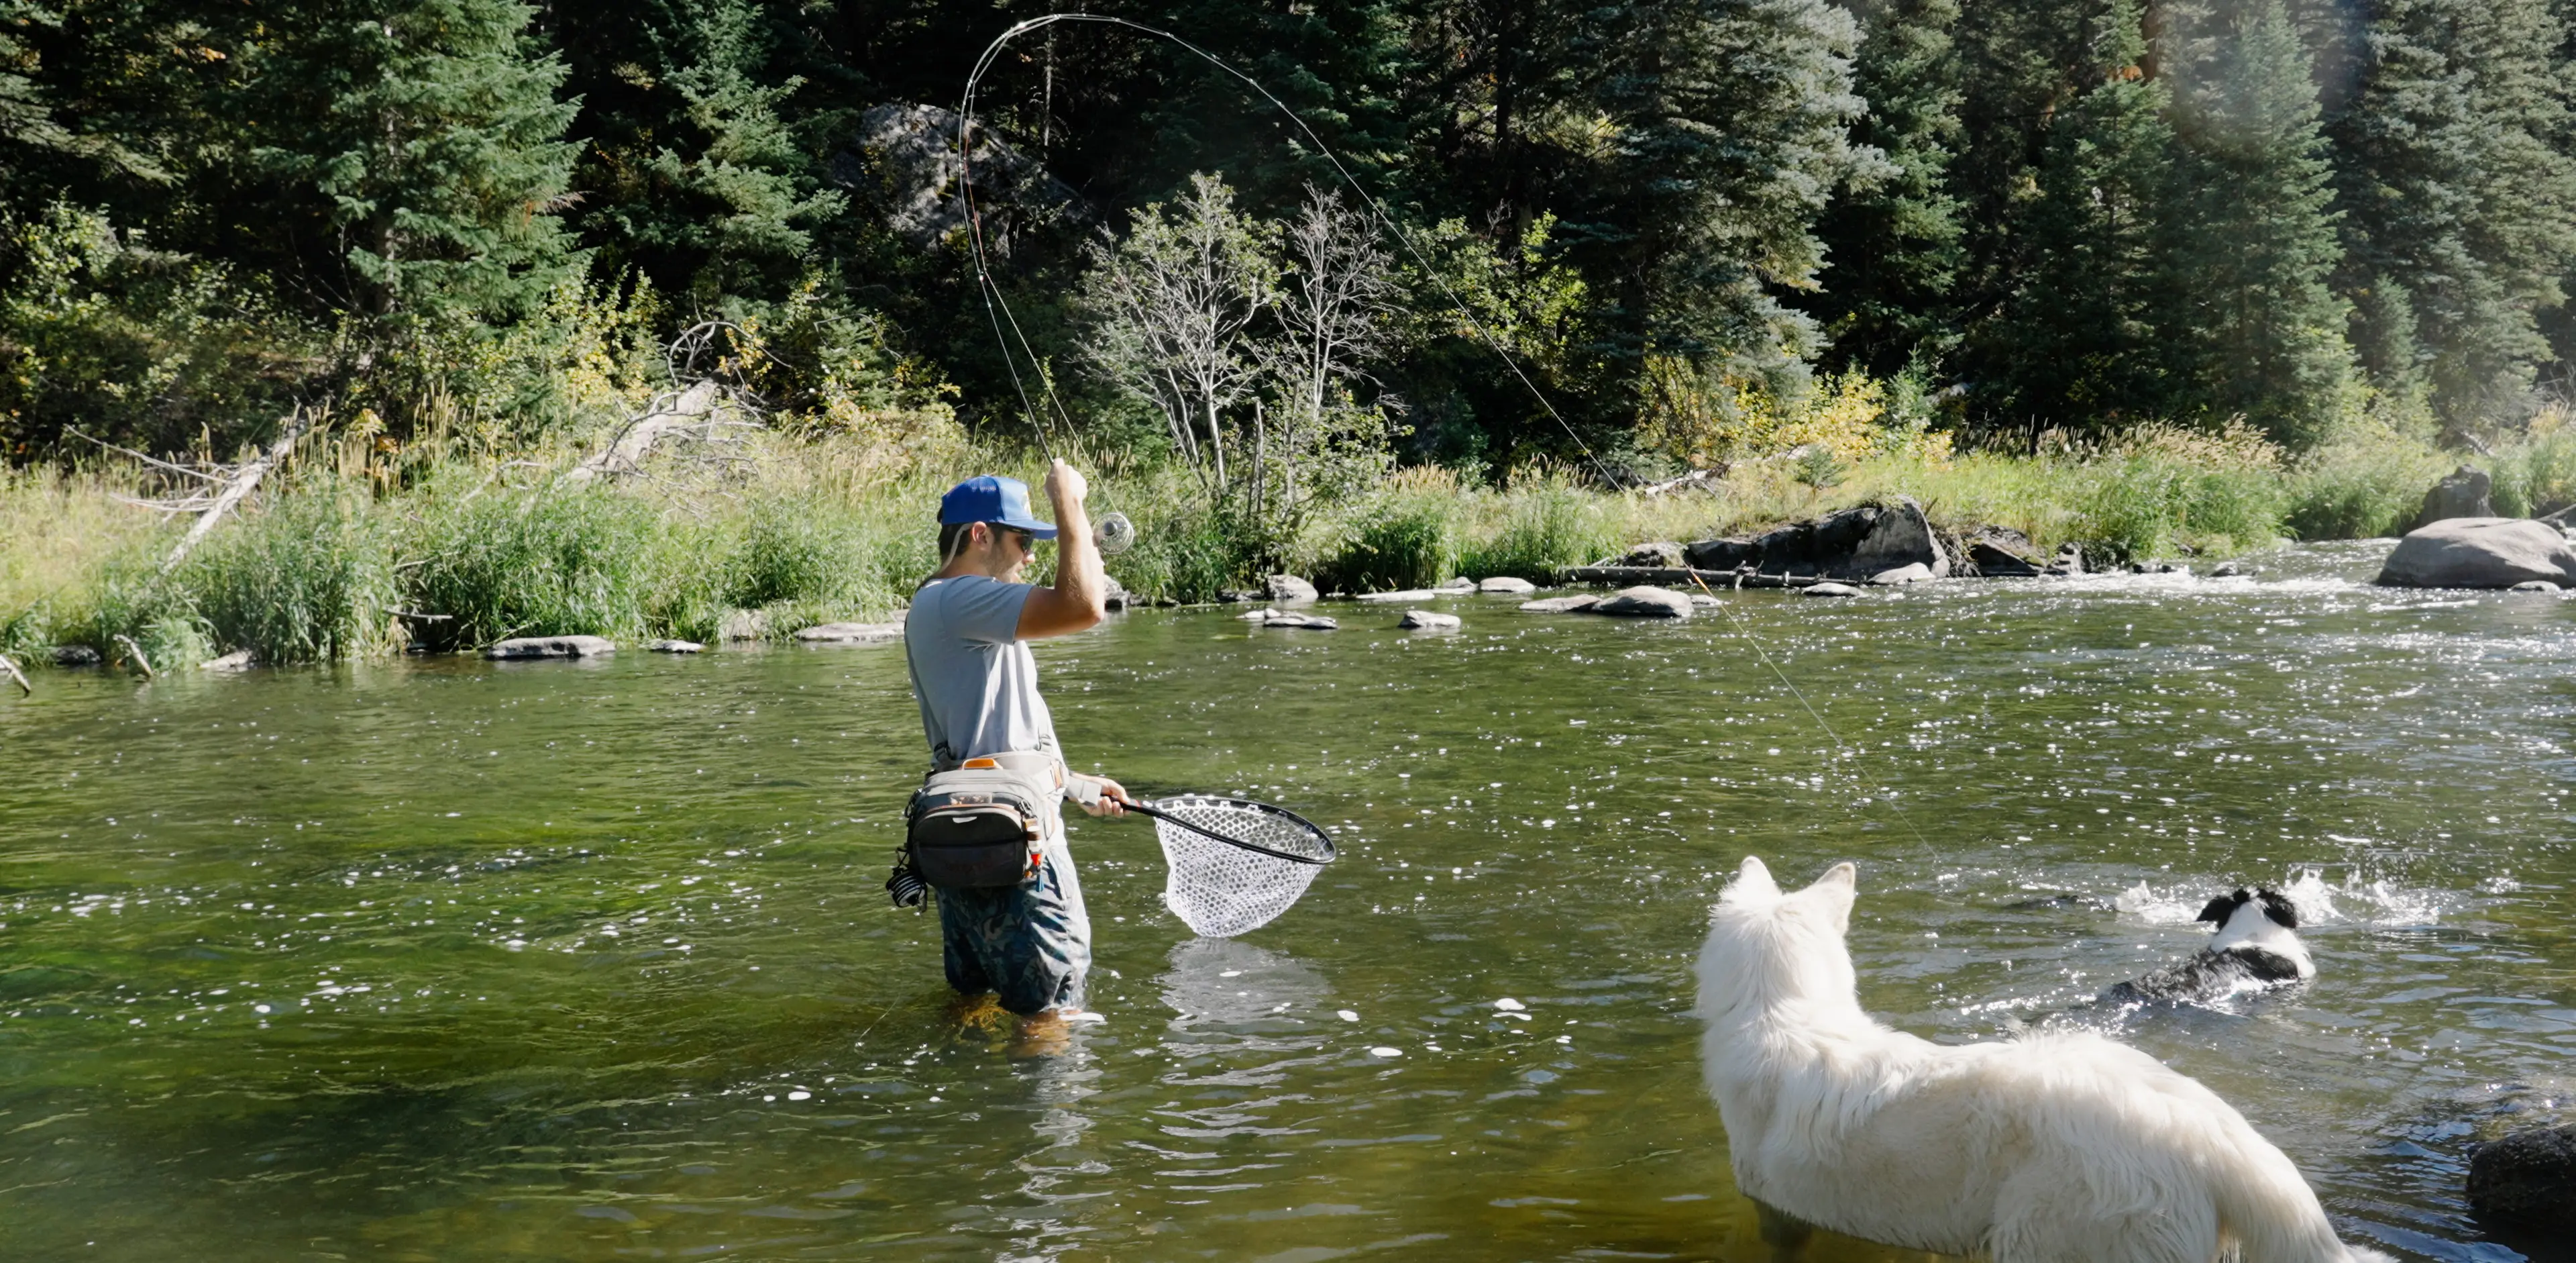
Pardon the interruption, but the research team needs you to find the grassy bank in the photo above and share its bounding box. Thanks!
[5,407,2571,672]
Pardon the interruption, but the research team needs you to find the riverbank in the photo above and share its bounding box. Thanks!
[4,412,2571,672]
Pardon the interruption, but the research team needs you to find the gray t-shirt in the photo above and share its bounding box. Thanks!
[904,574,1059,765]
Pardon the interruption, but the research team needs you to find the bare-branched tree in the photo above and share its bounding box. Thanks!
[1078,174,1276,487]
[1258,186,1403,522]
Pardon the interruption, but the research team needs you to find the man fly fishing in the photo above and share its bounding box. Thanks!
[898,460,1126,1019]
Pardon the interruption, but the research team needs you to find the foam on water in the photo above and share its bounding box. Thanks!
[2111,865,2457,928]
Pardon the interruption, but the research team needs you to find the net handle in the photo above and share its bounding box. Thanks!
[1118,795,1336,866]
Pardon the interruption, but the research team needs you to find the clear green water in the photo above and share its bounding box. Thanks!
[4,542,2572,1262]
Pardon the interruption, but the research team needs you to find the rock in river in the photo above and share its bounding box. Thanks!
[1261,611,1338,630]
[1399,609,1462,629]
[648,639,705,653]
[2468,1123,2576,1232]
[1356,589,1441,603]
[1802,582,1863,598]
[1478,576,1538,594]
[52,645,101,667]
[1593,586,1693,618]
[1615,542,1687,568]
[487,636,616,659]
[2376,517,2576,589]
[1871,562,1935,585]
[1266,574,1320,604]
[1519,595,1601,613]
[2510,580,2562,593]
[1434,576,1477,593]
[794,621,905,644]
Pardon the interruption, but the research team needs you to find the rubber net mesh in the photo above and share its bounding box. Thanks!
[1152,796,1329,938]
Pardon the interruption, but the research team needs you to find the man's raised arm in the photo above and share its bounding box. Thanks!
[1017,459,1108,640]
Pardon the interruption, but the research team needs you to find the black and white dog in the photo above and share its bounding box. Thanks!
[2102,888,2314,1005]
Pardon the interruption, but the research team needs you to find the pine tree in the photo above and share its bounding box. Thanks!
[555,0,840,309]
[1581,0,1872,399]
[1977,0,2179,432]
[2327,0,2576,424]
[2156,0,2353,446]
[250,0,582,330]
[1809,0,1968,376]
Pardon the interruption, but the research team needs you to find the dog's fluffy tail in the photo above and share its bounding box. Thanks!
[2207,1125,2393,1263]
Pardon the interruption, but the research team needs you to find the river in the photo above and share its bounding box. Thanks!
[3,540,2570,1261]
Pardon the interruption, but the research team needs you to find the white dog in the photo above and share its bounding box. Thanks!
[1696,857,2390,1262]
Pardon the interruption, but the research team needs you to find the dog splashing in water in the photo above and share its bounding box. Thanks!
[1695,858,2389,1263]
[2102,887,2314,1007]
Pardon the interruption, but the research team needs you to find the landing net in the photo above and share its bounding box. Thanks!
[1150,795,1334,938]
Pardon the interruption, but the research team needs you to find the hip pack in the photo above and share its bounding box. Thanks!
[904,758,1055,888]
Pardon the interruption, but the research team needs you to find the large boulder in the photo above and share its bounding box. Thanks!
[2468,1123,2576,1231]
[2411,465,2494,532]
[1478,576,1538,594]
[1593,586,1694,618]
[1265,574,1320,604]
[1680,497,1949,579]
[1399,609,1462,629]
[1260,611,1337,630]
[2375,517,2576,589]
[1964,526,2043,577]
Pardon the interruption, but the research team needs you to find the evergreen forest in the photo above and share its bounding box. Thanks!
[5,0,2575,482]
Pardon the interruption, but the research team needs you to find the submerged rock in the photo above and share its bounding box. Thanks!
[1802,582,1863,598]
[2412,465,2494,532]
[2210,560,2246,578]
[1594,586,1693,618]
[2469,1123,2576,1231]
[1519,595,1601,613]
[1477,576,1538,594]
[2509,580,2563,593]
[1355,589,1441,603]
[1399,609,1462,629]
[648,639,705,653]
[1266,574,1319,604]
[487,636,616,659]
[2377,518,2576,589]
[1260,611,1338,630]
[1871,562,1935,585]
[202,650,256,672]
[793,621,905,644]
[1237,607,1277,621]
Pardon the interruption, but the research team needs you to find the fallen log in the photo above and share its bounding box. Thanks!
[162,413,309,573]
[111,634,155,679]
[1,652,28,697]
[1559,565,1827,590]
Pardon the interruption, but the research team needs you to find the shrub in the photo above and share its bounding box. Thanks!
[1316,488,1456,593]
[186,480,400,663]
[403,482,662,650]
[1458,476,1615,579]
[2490,423,2576,519]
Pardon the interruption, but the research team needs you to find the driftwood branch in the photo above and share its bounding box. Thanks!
[161,413,310,573]
[68,429,227,484]
[111,635,155,680]
[0,653,29,697]
[1637,466,1727,497]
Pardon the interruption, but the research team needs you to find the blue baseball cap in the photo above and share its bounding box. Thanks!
[938,475,1058,540]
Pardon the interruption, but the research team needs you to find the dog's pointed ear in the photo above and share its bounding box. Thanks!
[1722,856,1779,903]
[2256,890,2298,929]
[1804,862,1858,931]
[2194,896,2234,924]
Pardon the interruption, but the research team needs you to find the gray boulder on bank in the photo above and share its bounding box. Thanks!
[52,645,101,667]
[1616,542,1688,568]
[1682,496,1949,580]
[1266,574,1320,604]
[2376,517,2576,589]
[2045,542,2086,576]
[1478,576,1538,594]
[717,609,769,642]
[1399,609,1462,629]
[1965,526,2043,577]
[2468,1123,2576,1232]
[1434,576,1477,592]
[2412,465,2494,532]
[1593,586,1694,618]
[1871,562,1935,585]
[486,636,616,660]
